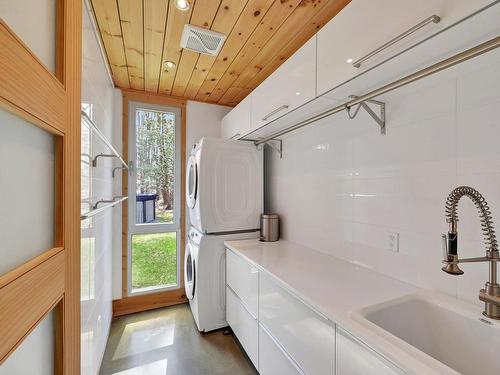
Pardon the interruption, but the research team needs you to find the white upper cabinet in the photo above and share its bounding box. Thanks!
[316,0,493,96]
[221,93,252,140]
[250,36,316,132]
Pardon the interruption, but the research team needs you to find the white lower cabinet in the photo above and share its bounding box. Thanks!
[336,327,404,375]
[226,286,259,369]
[259,272,335,375]
[259,324,303,375]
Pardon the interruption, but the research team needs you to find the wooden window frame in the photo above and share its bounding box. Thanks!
[0,0,81,373]
[114,89,188,317]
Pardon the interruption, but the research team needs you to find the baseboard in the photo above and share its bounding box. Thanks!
[112,289,187,317]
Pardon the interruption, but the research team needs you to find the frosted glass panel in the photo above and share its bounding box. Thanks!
[0,0,56,73]
[0,310,55,375]
[0,109,54,275]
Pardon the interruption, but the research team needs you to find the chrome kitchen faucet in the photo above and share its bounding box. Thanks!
[441,186,500,319]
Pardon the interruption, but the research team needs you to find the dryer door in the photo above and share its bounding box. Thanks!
[184,242,196,300]
[186,154,198,209]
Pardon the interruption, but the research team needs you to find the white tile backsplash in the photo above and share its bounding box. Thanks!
[81,2,117,375]
[266,47,500,307]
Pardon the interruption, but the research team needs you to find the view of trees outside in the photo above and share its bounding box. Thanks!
[135,109,175,223]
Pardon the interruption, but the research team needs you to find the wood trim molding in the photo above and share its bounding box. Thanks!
[119,88,187,311]
[113,289,187,317]
[0,20,67,134]
[0,249,65,364]
[0,0,81,371]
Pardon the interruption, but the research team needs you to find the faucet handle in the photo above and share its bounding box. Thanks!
[442,233,449,260]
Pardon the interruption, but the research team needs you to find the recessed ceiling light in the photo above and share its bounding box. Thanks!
[175,0,190,11]
[346,58,353,64]
[295,91,301,96]
[164,61,176,69]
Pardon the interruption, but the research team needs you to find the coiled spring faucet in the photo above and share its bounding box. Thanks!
[442,186,500,319]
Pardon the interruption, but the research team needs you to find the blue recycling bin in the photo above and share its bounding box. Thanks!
[136,193,157,223]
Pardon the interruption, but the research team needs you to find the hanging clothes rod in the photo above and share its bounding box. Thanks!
[255,36,500,146]
[81,111,128,169]
[80,196,128,220]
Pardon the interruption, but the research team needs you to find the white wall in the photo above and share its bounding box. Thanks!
[81,2,118,374]
[266,46,500,306]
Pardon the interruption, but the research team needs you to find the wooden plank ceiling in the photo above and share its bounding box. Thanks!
[91,0,350,106]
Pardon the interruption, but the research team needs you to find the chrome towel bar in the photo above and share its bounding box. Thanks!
[81,111,128,169]
[81,196,128,220]
[352,14,441,68]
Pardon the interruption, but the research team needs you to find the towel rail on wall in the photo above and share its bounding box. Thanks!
[255,36,500,147]
[81,196,128,220]
[81,111,128,169]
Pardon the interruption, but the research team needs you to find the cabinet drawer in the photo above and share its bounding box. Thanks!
[259,324,304,375]
[336,327,404,375]
[226,250,258,317]
[250,36,316,131]
[259,272,335,375]
[226,286,258,369]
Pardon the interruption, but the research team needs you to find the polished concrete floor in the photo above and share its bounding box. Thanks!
[99,304,258,375]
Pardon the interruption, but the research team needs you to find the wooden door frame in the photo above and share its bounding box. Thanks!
[113,89,187,317]
[0,1,81,373]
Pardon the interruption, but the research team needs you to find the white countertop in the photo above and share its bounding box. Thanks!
[224,238,458,375]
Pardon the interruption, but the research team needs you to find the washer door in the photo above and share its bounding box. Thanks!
[186,154,198,209]
[184,242,196,300]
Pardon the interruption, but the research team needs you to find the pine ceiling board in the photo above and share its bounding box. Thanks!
[208,0,303,103]
[144,0,169,92]
[183,0,249,99]
[242,0,349,97]
[220,86,251,105]
[91,0,130,88]
[158,0,195,95]
[171,0,222,97]
[224,0,342,105]
[118,0,145,90]
[194,0,275,102]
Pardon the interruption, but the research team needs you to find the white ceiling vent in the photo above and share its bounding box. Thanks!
[180,24,226,56]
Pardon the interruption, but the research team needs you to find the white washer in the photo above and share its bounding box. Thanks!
[187,137,263,234]
[184,227,259,332]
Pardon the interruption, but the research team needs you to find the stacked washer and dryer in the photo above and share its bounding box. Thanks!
[184,137,263,332]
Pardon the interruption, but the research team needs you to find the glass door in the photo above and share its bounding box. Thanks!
[127,101,181,295]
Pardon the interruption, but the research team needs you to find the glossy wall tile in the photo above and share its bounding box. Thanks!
[266,47,500,306]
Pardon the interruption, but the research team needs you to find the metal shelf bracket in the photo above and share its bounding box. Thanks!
[266,139,283,158]
[347,95,386,135]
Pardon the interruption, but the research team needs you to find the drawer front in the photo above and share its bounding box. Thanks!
[336,327,404,375]
[226,249,258,317]
[259,272,335,375]
[259,324,303,375]
[226,286,258,369]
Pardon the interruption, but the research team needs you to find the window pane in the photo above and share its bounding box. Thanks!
[131,232,177,292]
[135,109,176,224]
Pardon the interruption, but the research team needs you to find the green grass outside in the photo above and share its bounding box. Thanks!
[131,232,177,290]
[155,208,173,223]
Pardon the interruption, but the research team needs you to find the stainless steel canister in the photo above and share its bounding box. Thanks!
[260,213,280,242]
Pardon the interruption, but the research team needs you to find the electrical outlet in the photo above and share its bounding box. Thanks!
[388,232,399,252]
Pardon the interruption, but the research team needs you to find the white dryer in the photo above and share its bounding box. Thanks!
[187,137,263,234]
[184,227,259,332]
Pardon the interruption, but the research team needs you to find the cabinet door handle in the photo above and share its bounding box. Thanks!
[230,133,241,140]
[262,105,289,121]
[352,14,440,68]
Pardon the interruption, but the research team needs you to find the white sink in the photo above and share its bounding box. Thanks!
[354,291,500,375]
